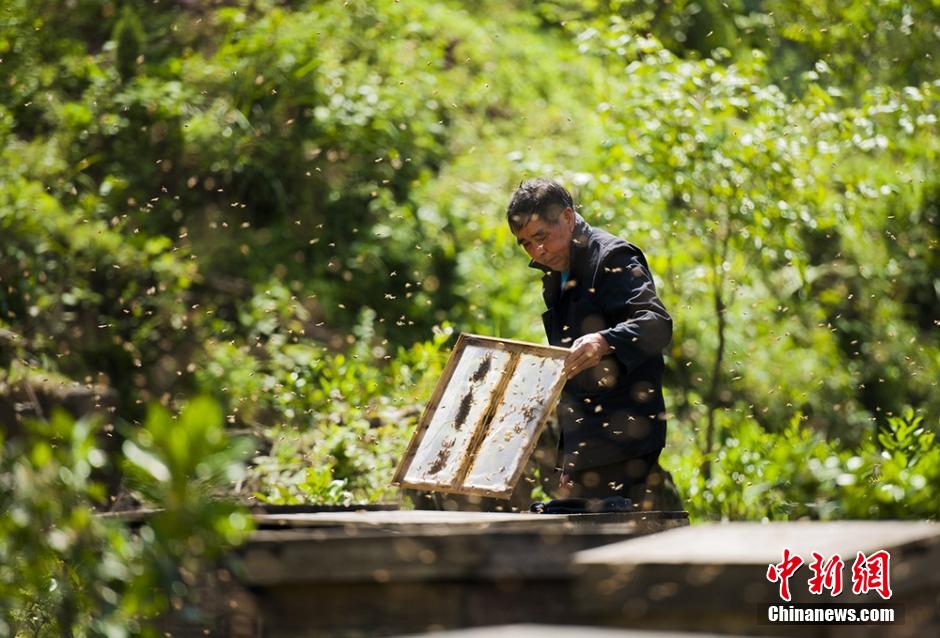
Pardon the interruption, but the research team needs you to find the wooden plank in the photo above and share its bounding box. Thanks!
[240,527,637,586]
[573,521,940,635]
[252,509,689,533]
[252,581,574,638]
[252,585,761,638]
[256,510,554,529]
[234,510,688,637]
[153,509,687,637]
[575,521,940,565]
[392,624,752,638]
[251,503,398,514]
[240,515,682,583]
[462,333,570,357]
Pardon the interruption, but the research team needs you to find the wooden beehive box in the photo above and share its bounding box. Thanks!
[392,333,568,499]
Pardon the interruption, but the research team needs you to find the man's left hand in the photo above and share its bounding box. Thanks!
[564,333,612,378]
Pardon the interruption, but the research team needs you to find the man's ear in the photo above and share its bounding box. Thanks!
[561,206,575,227]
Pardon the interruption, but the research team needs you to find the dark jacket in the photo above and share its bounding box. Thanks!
[533,215,672,471]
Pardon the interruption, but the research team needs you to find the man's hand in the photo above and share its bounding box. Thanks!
[558,471,573,497]
[564,332,612,378]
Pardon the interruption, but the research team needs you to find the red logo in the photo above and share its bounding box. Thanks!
[851,550,892,600]
[807,552,844,596]
[767,549,892,601]
[766,548,804,602]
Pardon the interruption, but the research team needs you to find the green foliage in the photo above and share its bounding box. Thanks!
[0,0,937,524]
[665,409,940,521]
[572,26,939,444]
[121,397,255,619]
[0,411,123,635]
[762,0,940,92]
[113,4,144,83]
[529,1,940,95]
[3,8,937,638]
[0,398,252,636]
[196,309,452,504]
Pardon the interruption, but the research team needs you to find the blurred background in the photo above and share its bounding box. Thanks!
[3,1,939,632]
[1,0,938,519]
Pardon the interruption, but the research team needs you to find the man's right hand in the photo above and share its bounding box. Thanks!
[563,332,611,377]
[558,471,574,497]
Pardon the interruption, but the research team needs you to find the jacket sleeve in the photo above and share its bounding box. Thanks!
[592,247,672,373]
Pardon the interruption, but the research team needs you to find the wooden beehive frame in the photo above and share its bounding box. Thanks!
[392,333,569,499]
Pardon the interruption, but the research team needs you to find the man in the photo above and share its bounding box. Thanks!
[507,178,679,509]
